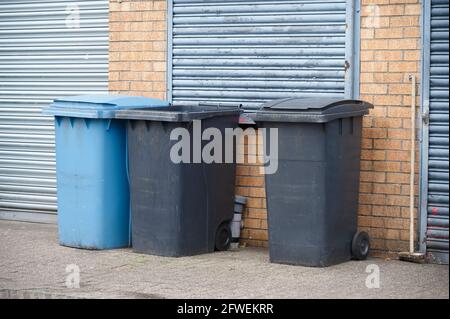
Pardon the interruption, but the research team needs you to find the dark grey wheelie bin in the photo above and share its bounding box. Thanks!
[116,105,241,257]
[253,98,374,267]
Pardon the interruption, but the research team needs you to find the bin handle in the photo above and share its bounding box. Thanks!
[125,127,132,247]
[198,102,243,110]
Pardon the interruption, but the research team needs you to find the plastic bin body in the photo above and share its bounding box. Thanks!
[116,106,240,257]
[253,98,373,267]
[55,117,129,249]
[44,95,169,249]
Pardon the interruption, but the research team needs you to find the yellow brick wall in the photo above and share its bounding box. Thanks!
[109,0,423,256]
[109,0,167,100]
[235,131,269,248]
[358,0,421,257]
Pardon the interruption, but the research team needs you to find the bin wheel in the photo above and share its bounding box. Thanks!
[215,223,231,252]
[352,231,370,260]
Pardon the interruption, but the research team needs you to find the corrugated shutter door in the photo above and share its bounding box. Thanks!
[0,0,109,223]
[424,0,449,263]
[170,0,350,108]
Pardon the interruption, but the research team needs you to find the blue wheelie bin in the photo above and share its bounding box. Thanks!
[43,95,169,249]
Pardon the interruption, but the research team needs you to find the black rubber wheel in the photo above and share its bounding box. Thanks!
[215,223,232,251]
[352,231,370,260]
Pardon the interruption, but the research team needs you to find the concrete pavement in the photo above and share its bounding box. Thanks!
[0,220,448,299]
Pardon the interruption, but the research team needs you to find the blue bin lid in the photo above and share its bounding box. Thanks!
[43,94,170,119]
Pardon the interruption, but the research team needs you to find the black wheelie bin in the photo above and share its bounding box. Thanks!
[116,105,241,257]
[253,98,374,267]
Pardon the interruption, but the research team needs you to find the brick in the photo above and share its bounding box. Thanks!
[109,81,130,91]
[368,106,387,117]
[249,187,266,198]
[260,219,268,230]
[379,5,404,16]
[373,73,404,83]
[359,194,386,206]
[236,176,265,188]
[109,71,119,81]
[361,138,373,149]
[388,61,418,72]
[120,71,142,81]
[388,128,411,139]
[130,82,153,92]
[360,73,375,83]
[375,28,403,39]
[373,183,401,195]
[361,29,375,39]
[246,198,265,209]
[386,150,410,161]
[386,229,400,240]
[129,2,154,11]
[403,51,421,61]
[361,17,390,28]
[369,239,387,251]
[153,81,166,92]
[142,72,166,82]
[360,84,388,94]
[361,150,386,161]
[389,0,418,4]
[403,27,421,38]
[363,116,373,127]
[373,95,403,106]
[373,139,402,151]
[362,128,387,139]
[389,84,413,95]
[109,61,130,71]
[361,0,390,4]
[361,61,388,72]
[387,173,410,184]
[372,206,401,217]
[372,117,403,128]
[360,171,386,183]
[386,195,410,206]
[142,11,166,21]
[388,107,411,118]
[390,17,419,28]
[153,62,166,72]
[404,4,421,15]
[384,217,406,229]
[244,219,262,229]
[360,160,374,171]
[154,1,167,10]
[235,187,250,197]
[246,209,267,220]
[360,182,374,193]
[373,161,401,172]
[373,51,403,61]
[359,204,372,215]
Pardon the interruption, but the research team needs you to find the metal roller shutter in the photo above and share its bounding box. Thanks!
[168,0,357,108]
[421,0,449,264]
[0,0,109,223]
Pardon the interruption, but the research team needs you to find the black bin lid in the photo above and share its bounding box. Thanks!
[115,104,241,122]
[252,98,374,123]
